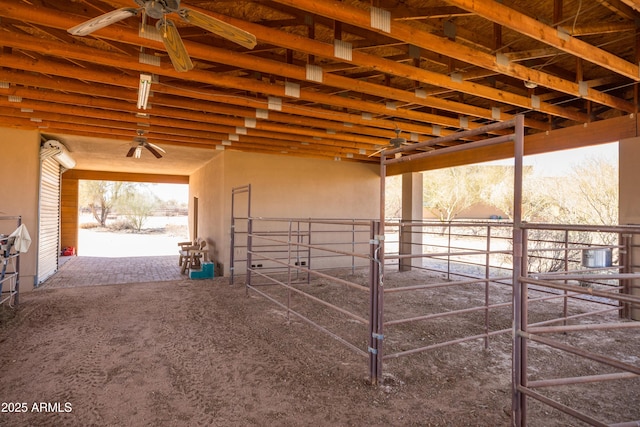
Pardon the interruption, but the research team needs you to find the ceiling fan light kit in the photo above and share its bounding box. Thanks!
[137,73,152,110]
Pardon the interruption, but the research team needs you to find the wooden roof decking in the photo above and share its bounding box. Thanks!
[0,0,637,174]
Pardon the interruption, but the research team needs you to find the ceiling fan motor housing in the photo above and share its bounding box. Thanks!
[135,0,181,19]
[389,137,406,148]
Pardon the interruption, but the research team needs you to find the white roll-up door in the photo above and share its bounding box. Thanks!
[37,157,61,284]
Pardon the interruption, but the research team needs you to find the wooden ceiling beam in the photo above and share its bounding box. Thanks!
[145,3,570,126]
[0,61,448,143]
[0,1,565,130]
[270,0,634,113]
[13,30,511,128]
[0,35,501,135]
[595,0,640,20]
[445,0,640,81]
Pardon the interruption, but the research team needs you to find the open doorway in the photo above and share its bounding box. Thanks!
[76,181,189,258]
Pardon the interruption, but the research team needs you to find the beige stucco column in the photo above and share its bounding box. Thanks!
[399,172,423,271]
[619,136,640,320]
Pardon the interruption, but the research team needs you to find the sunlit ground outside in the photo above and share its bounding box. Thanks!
[77,214,189,258]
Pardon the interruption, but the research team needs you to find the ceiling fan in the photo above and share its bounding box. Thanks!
[369,127,413,158]
[127,135,165,159]
[67,0,257,72]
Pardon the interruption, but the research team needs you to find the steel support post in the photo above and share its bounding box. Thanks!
[246,216,253,293]
[621,233,631,319]
[512,114,526,426]
[368,220,383,385]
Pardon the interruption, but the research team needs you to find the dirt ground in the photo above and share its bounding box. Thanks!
[0,268,638,427]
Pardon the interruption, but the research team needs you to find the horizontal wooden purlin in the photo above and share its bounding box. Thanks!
[0,81,389,148]
[0,104,231,145]
[39,124,373,161]
[0,67,429,141]
[174,7,576,125]
[0,115,50,130]
[29,117,376,157]
[208,135,374,159]
[387,114,636,175]
[9,105,379,156]
[394,6,473,19]
[0,95,382,156]
[3,45,513,141]
[1,43,474,138]
[146,79,450,138]
[446,0,640,81]
[0,5,557,132]
[149,6,559,127]
[271,0,635,114]
[6,89,384,148]
[148,93,399,140]
[0,69,137,103]
[1,14,485,128]
[568,22,637,36]
[63,169,189,184]
[1,118,216,149]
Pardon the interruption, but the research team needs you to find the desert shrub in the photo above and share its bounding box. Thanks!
[79,222,100,229]
[108,220,134,232]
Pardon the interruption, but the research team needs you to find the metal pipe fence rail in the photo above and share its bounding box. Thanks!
[381,220,518,371]
[244,217,381,379]
[386,220,515,280]
[513,223,640,427]
[0,216,21,307]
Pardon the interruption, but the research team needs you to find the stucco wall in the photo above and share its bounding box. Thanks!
[0,128,41,291]
[619,136,640,320]
[189,150,380,276]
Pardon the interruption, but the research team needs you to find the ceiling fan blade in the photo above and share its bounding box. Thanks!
[126,146,137,157]
[368,147,386,158]
[144,144,163,159]
[179,8,257,49]
[68,8,139,36]
[147,142,166,153]
[158,19,194,72]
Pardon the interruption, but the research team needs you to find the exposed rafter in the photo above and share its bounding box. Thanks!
[0,0,636,171]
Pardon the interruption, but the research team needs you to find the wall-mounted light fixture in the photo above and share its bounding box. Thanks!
[137,73,152,110]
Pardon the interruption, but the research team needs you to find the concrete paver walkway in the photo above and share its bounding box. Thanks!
[42,255,185,288]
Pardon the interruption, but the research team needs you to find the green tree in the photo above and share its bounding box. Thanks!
[79,181,136,226]
[119,189,159,232]
[483,166,554,222]
[423,165,491,222]
[556,157,618,226]
[385,175,402,218]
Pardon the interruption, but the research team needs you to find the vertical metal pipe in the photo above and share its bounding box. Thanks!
[512,114,525,427]
[14,215,21,306]
[563,230,569,324]
[521,228,529,425]
[368,220,382,384]
[447,222,452,280]
[246,217,253,293]
[485,224,491,348]
[306,221,312,284]
[371,151,387,385]
[352,219,356,275]
[621,233,632,319]
[230,189,236,285]
[287,220,293,322]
